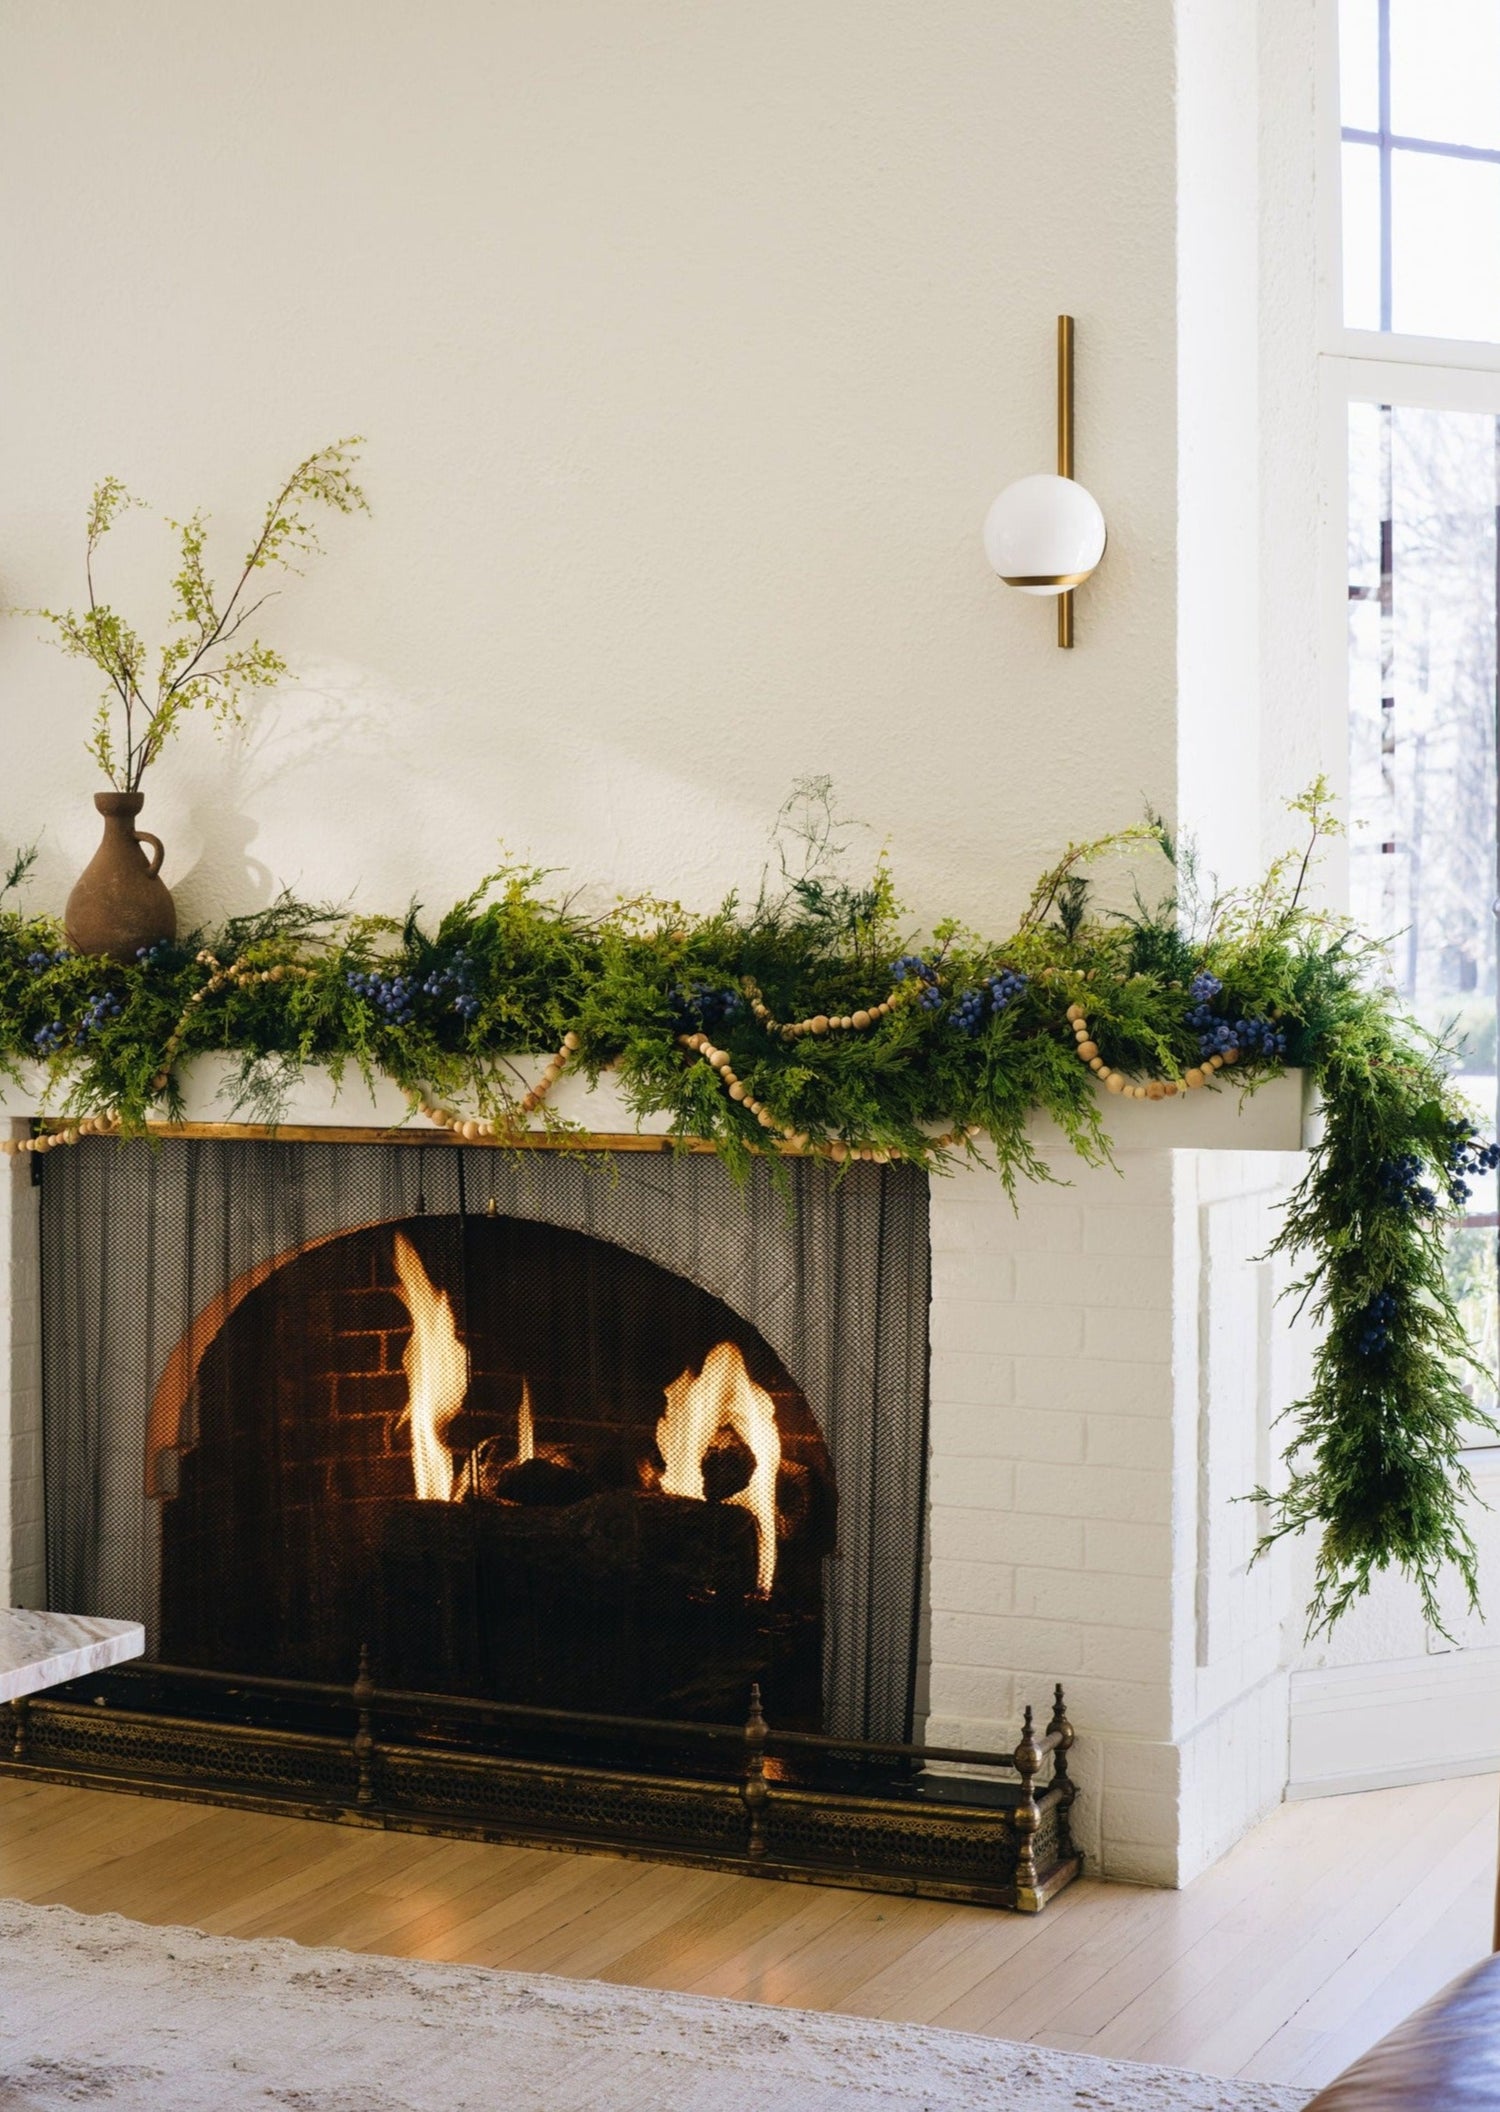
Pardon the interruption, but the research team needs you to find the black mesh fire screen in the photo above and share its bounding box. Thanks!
[42,1140,930,1746]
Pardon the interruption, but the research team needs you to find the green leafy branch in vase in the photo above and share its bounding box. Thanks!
[33,438,368,790]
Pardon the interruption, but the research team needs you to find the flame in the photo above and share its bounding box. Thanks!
[392,1232,471,1501]
[657,1341,781,1593]
[516,1377,535,1462]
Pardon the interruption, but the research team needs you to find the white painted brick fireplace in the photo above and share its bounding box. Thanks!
[0,1058,1316,1887]
[925,1120,1311,1886]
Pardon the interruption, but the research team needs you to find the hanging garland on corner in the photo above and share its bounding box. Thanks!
[0,780,1493,1638]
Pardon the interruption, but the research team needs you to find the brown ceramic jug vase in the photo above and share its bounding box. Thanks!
[65,792,176,961]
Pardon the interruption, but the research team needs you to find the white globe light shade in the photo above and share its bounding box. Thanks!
[982,473,1106,596]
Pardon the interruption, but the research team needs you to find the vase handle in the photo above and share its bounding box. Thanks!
[135,830,165,877]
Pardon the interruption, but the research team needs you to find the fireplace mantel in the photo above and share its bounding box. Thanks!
[0,1056,1312,1153]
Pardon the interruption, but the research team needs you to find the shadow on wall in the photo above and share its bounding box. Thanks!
[167,669,389,928]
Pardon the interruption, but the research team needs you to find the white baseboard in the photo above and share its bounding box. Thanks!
[1288,1644,1500,1798]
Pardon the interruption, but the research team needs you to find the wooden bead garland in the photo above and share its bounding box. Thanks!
[152,950,319,1096]
[1064,1000,1237,1101]
[721,978,977,1158]
[0,1109,123,1157]
[741,978,909,1041]
[680,1029,979,1162]
[8,1003,591,1155]
[414,1031,582,1140]
[1,949,323,1157]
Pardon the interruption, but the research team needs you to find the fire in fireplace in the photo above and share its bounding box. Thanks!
[389,1228,786,1601]
[155,1211,835,1726]
[45,1142,931,1743]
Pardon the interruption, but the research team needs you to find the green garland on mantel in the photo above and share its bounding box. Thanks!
[0,781,1492,1635]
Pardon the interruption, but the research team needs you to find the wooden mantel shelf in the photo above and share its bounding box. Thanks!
[0,1057,1314,1156]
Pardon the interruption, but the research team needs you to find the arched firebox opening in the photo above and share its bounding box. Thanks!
[157,1214,835,1727]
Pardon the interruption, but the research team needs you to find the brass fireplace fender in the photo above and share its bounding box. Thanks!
[1,1667,1080,1913]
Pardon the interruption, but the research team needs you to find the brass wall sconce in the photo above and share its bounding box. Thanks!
[982,316,1106,648]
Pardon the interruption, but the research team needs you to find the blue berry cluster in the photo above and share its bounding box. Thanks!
[1183,971,1286,1062]
[891,954,943,1011]
[348,955,482,1030]
[670,981,746,1034]
[419,951,480,1023]
[950,969,1029,1033]
[29,976,128,1051]
[70,991,122,1047]
[1375,1153,1439,1214]
[134,943,172,967]
[1185,974,1229,1053]
[345,969,419,1028]
[1445,1120,1500,1208]
[1197,1018,1240,1058]
[24,949,70,974]
[1230,1017,1287,1060]
[1355,1289,1398,1359]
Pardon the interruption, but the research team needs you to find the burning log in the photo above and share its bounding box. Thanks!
[370,1486,784,1715]
[481,1455,594,1508]
[701,1424,755,1502]
[389,1242,791,1601]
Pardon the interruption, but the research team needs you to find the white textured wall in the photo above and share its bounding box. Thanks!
[1259,0,1341,894]
[0,0,1179,936]
[1176,0,1262,891]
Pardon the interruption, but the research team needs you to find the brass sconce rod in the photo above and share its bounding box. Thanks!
[1057,315,1075,650]
[982,312,1103,643]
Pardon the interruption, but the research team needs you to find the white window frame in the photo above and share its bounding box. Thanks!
[1315,0,1500,863]
[1317,0,1500,376]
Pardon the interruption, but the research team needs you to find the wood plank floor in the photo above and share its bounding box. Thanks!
[0,1771,1493,2090]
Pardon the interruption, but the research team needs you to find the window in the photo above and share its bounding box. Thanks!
[1338,2,1500,1421]
[1341,0,1500,341]
[1345,399,1500,1399]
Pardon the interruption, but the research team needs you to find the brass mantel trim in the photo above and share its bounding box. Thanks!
[43,1120,719,1153]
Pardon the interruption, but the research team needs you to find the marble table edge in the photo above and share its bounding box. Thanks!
[0,1610,146,1706]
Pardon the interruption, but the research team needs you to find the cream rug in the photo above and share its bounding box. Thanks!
[0,1897,1312,2111]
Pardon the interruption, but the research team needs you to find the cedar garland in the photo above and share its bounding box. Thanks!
[0,782,1491,1633]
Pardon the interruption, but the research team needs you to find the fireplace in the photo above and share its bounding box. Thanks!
[15,1134,1077,1910]
[155,1211,834,1726]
